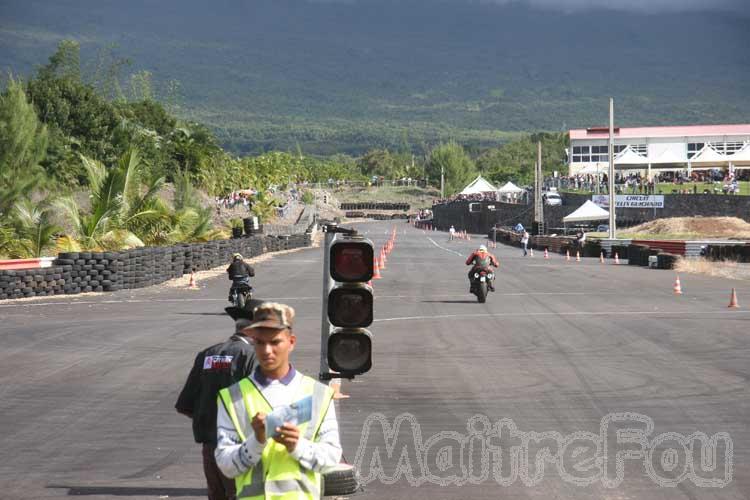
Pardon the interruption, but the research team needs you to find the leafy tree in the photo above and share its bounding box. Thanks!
[0,76,48,215]
[129,70,154,101]
[37,39,81,82]
[426,142,477,196]
[478,132,568,186]
[91,43,130,102]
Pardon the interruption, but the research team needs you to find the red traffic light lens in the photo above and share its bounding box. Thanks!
[330,241,374,282]
[328,287,373,328]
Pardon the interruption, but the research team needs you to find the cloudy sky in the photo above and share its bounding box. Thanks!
[310,0,746,15]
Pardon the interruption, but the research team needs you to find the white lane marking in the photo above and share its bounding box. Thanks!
[0,290,739,308]
[374,310,750,322]
[427,237,463,257]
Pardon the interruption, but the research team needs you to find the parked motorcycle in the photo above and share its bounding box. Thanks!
[228,277,253,309]
[469,269,494,303]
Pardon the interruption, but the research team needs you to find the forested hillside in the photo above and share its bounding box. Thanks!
[2,0,748,154]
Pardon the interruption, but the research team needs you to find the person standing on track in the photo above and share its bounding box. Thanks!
[449,225,456,241]
[521,229,529,256]
[175,305,259,500]
[215,302,341,500]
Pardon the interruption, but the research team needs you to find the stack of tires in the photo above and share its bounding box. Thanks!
[627,244,649,266]
[610,245,629,260]
[0,267,68,299]
[54,251,120,293]
[657,253,680,269]
[706,244,750,262]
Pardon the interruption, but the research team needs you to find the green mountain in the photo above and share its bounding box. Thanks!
[1,0,749,155]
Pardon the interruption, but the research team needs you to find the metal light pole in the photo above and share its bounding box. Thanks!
[440,164,445,199]
[534,142,544,235]
[608,98,617,239]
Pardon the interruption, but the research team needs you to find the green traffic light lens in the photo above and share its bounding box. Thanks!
[328,331,372,375]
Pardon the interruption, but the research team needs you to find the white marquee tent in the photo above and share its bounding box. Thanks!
[460,175,498,195]
[563,200,610,223]
[497,181,524,193]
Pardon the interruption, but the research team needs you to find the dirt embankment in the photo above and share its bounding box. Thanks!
[626,217,750,239]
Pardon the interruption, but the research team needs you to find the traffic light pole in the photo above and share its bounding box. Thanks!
[319,226,336,382]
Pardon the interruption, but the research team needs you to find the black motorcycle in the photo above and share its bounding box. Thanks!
[228,276,253,309]
[469,268,494,303]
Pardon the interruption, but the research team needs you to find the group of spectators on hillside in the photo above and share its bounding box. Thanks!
[215,191,257,212]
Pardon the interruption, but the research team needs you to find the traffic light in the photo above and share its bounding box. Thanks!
[327,236,374,377]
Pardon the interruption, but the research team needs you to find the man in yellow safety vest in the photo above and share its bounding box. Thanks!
[215,302,341,499]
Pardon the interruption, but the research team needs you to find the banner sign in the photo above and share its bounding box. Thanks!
[592,195,664,209]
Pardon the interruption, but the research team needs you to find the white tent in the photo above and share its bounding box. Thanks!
[729,145,750,165]
[497,181,525,193]
[690,145,725,164]
[460,175,498,195]
[652,147,684,164]
[563,200,610,223]
[615,147,648,166]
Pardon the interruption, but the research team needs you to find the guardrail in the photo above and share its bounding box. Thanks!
[0,257,56,270]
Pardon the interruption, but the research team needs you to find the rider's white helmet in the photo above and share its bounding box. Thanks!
[478,245,487,252]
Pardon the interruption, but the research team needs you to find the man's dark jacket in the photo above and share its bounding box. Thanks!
[227,260,255,279]
[175,335,255,444]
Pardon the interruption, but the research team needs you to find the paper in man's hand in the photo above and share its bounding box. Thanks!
[265,395,313,438]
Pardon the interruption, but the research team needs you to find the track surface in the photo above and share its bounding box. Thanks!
[1,221,748,499]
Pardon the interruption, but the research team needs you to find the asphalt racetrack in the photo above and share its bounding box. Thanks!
[1,221,748,499]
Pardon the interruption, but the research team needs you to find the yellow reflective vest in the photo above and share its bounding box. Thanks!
[218,375,334,500]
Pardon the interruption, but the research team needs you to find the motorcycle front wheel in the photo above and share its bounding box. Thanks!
[477,282,487,303]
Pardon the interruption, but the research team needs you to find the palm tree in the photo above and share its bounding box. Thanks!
[56,148,167,249]
[10,200,60,258]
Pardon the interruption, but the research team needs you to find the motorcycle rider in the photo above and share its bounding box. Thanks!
[227,253,255,294]
[465,244,499,291]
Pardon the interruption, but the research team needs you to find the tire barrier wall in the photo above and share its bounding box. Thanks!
[705,244,750,262]
[489,228,679,268]
[488,228,578,255]
[0,232,313,301]
[434,193,750,235]
[627,244,679,269]
[345,212,409,220]
[340,202,410,211]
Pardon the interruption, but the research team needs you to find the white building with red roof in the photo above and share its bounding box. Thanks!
[568,124,750,177]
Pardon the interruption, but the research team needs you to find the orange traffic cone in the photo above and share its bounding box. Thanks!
[188,271,199,290]
[544,248,549,259]
[380,249,387,269]
[615,252,620,265]
[600,251,605,264]
[728,288,739,308]
[373,258,382,279]
[566,249,571,261]
[576,251,581,262]
[673,275,683,295]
